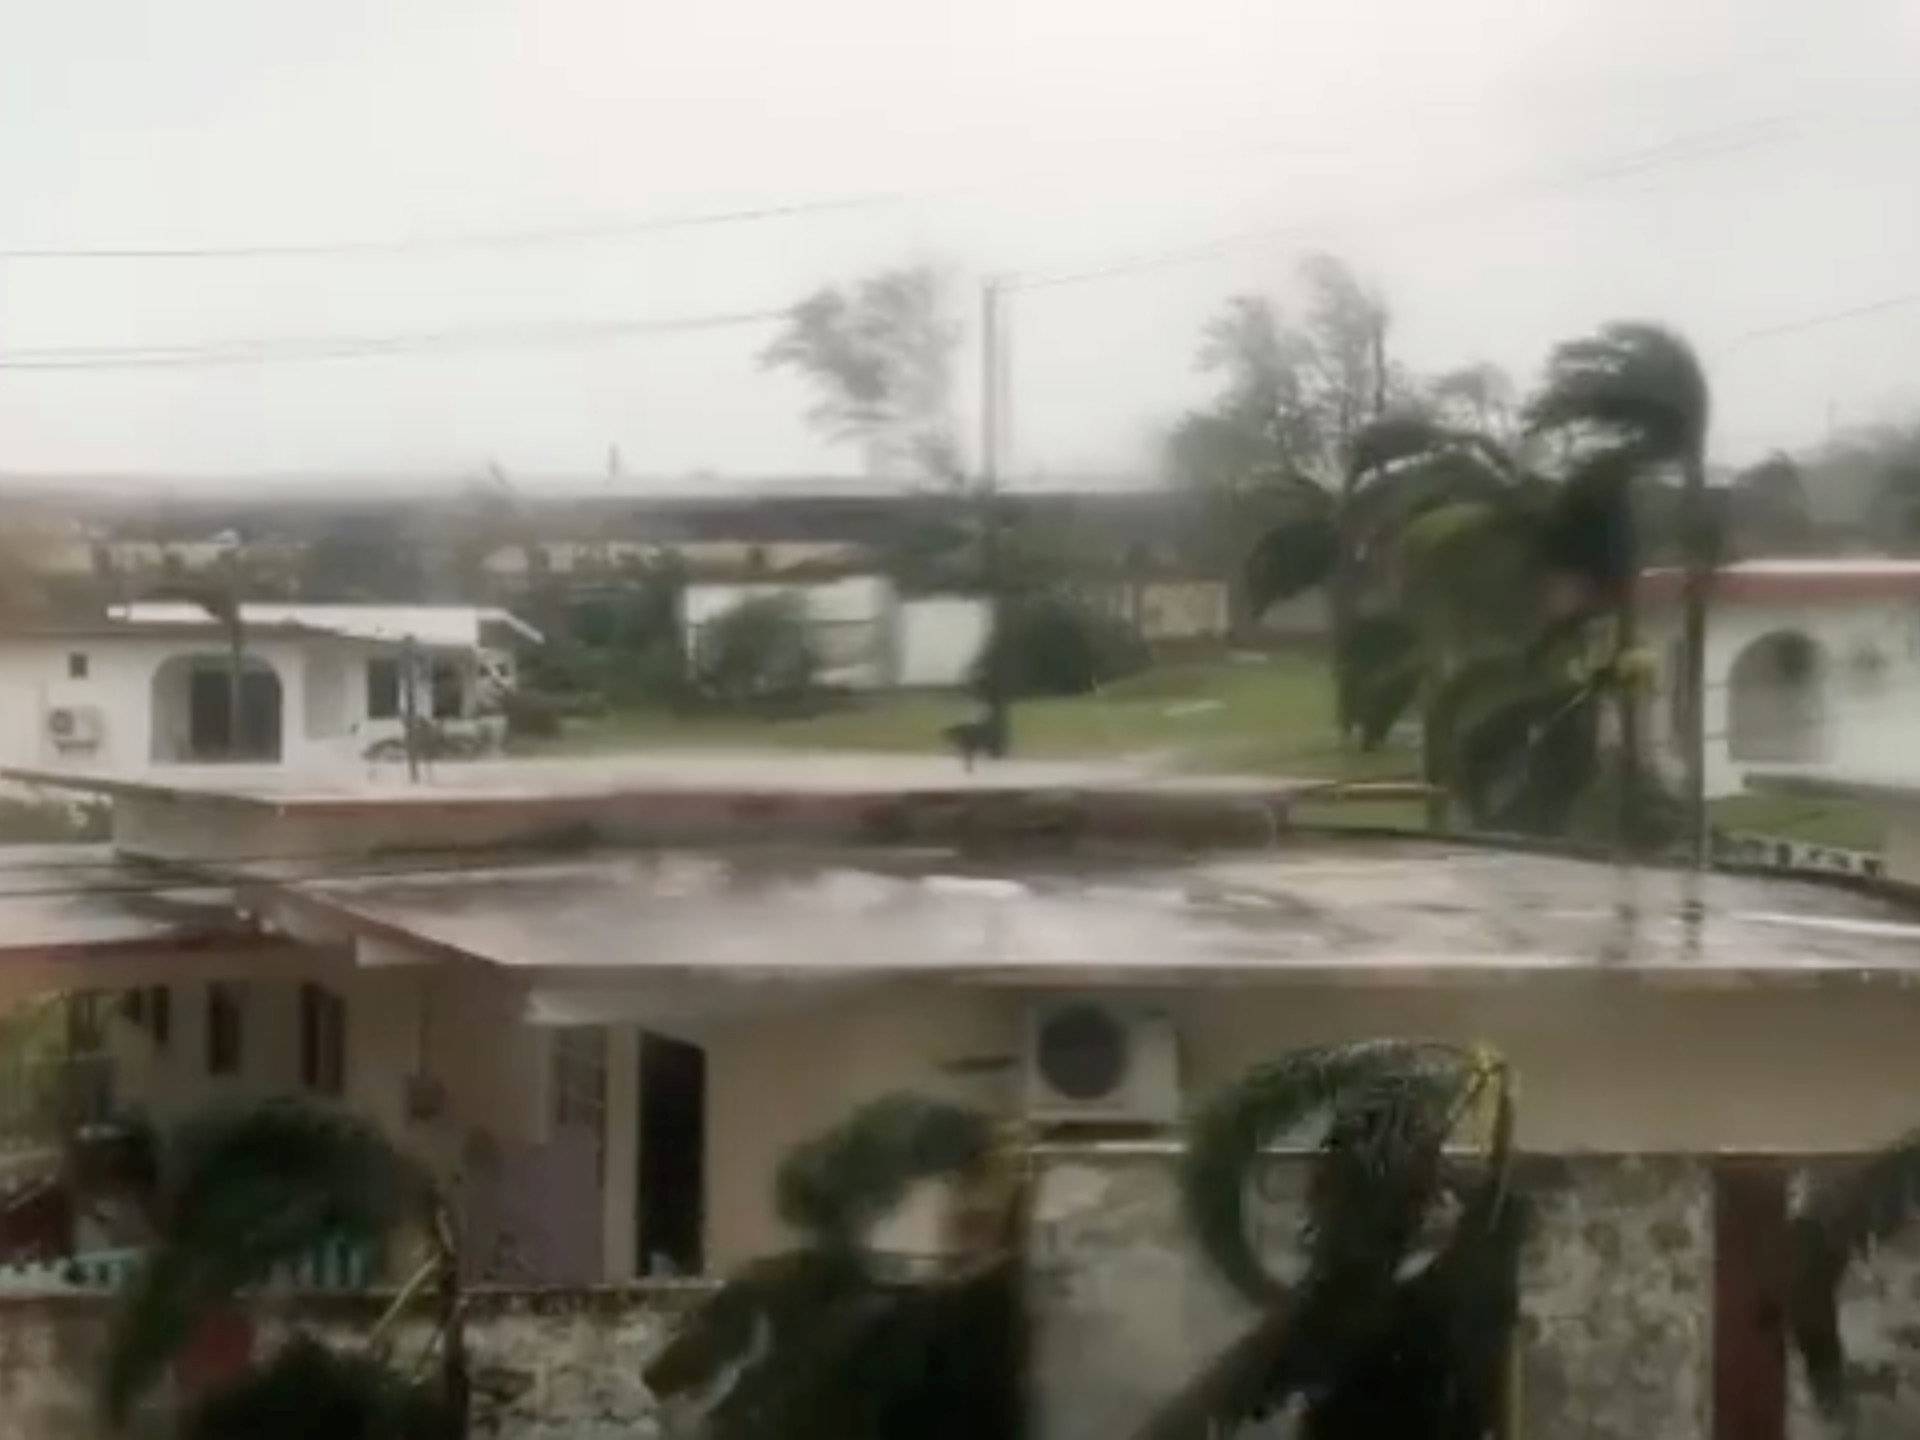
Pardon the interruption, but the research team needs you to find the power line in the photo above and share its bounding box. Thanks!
[0,194,898,262]
[1726,292,1920,348]
[0,306,788,372]
[1009,118,1801,292]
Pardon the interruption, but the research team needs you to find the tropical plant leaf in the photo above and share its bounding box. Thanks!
[104,1101,431,1426]
[1455,679,1600,834]
[1340,614,1422,750]
[1537,448,1639,600]
[1244,506,1339,614]
[1160,1041,1519,1440]
[1790,1130,1920,1417]
[1179,1041,1491,1307]
[774,1093,995,1248]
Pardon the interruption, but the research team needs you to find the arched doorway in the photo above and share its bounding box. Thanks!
[1727,631,1827,763]
[150,654,284,763]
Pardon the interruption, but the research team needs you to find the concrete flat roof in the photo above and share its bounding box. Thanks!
[0,845,250,958]
[1,753,1328,809]
[245,839,1920,991]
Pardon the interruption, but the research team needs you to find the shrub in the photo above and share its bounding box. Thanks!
[973,593,1149,699]
[693,594,819,707]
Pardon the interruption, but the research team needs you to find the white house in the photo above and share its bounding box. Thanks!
[1642,559,1920,798]
[0,605,540,782]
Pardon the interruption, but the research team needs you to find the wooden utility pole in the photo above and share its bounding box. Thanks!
[980,277,1010,757]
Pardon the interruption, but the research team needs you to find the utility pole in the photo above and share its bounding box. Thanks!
[980,277,1010,757]
[401,635,423,784]
[1681,456,1711,868]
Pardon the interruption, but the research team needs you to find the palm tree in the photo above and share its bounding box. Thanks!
[100,1099,465,1439]
[1525,322,1713,864]
[643,1092,1025,1440]
[1133,1040,1521,1440]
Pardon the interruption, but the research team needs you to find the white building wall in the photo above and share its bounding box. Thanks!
[1644,596,1920,798]
[895,596,990,688]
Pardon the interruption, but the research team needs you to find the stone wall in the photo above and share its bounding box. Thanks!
[1026,1149,1711,1440]
[0,1284,706,1440]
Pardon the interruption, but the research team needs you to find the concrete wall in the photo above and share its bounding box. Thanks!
[1027,1150,1711,1440]
[0,1285,703,1440]
[1644,596,1920,798]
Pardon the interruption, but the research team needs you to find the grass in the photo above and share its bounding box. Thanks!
[535,651,1887,853]
[541,651,1418,783]
[1708,793,1885,853]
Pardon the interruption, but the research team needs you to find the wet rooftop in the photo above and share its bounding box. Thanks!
[0,845,241,958]
[250,837,1920,990]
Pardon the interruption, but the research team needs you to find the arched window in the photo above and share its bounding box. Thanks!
[1726,631,1827,763]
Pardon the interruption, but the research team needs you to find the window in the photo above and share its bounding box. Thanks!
[207,983,244,1075]
[431,657,464,719]
[67,652,89,679]
[121,986,170,1049]
[300,984,346,1096]
[367,657,401,720]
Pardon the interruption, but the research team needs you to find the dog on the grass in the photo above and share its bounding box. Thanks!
[943,711,1005,770]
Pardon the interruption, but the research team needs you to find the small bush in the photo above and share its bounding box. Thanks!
[693,594,819,707]
[974,593,1149,698]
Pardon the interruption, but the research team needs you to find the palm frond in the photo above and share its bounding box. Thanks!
[104,1101,430,1425]
[1180,1041,1488,1307]
[1790,1129,1920,1416]
[1244,508,1339,614]
[1341,614,1422,750]
[1525,322,1710,463]
[773,1093,994,1248]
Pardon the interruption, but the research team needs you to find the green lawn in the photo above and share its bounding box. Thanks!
[536,653,1885,852]
[543,652,1416,783]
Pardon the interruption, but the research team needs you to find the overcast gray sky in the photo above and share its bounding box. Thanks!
[2,0,1917,485]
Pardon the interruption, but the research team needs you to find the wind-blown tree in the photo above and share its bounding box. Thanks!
[100,1100,465,1439]
[1524,322,1713,861]
[762,265,962,482]
[1134,1040,1522,1440]
[1166,255,1392,677]
[644,1092,1025,1440]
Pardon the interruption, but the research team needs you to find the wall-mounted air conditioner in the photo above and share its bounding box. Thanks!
[46,705,104,750]
[1023,999,1180,1124]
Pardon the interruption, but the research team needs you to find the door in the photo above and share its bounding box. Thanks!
[637,1033,706,1277]
[1713,1160,1789,1440]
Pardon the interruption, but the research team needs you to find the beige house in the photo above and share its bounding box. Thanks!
[9,757,1920,1436]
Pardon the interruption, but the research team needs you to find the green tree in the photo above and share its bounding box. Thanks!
[1165,255,1392,672]
[1136,1040,1521,1440]
[762,265,962,480]
[299,511,428,602]
[1525,322,1712,860]
[100,1100,465,1439]
[692,594,819,708]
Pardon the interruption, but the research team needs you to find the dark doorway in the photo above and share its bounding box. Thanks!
[1713,1159,1789,1440]
[186,662,282,761]
[637,1033,706,1277]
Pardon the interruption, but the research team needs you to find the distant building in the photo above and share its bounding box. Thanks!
[1643,559,1920,797]
[0,605,539,781]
